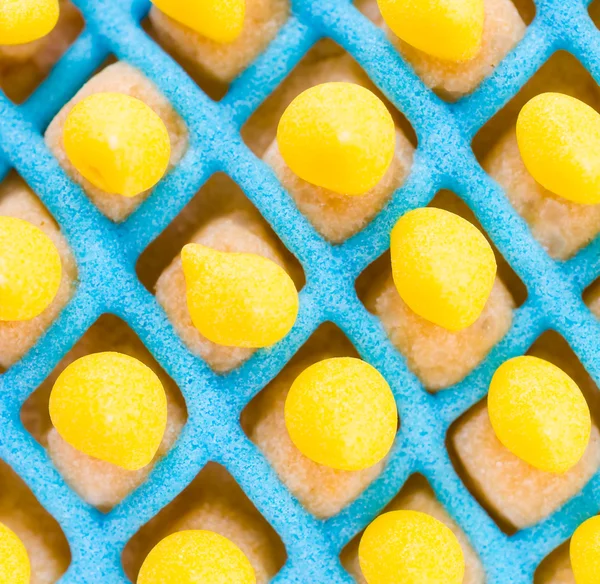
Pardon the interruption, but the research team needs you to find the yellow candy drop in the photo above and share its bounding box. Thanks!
[63,93,171,198]
[181,244,298,348]
[284,357,397,471]
[151,0,245,43]
[0,0,59,45]
[138,530,256,584]
[377,0,484,62]
[49,352,167,471]
[0,523,30,584]
[390,207,496,332]
[516,93,600,205]
[571,516,600,584]
[0,216,62,322]
[359,510,465,584]
[277,82,396,196]
[488,356,591,474]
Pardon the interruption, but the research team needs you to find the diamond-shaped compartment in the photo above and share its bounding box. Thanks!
[122,462,287,582]
[21,314,188,512]
[447,331,600,535]
[356,190,525,393]
[241,323,399,519]
[340,474,485,582]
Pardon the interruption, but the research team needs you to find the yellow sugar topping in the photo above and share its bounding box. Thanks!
[488,355,591,474]
[49,352,167,471]
[377,0,484,62]
[138,530,256,584]
[284,357,397,471]
[0,523,30,584]
[63,92,171,198]
[390,207,496,332]
[277,82,396,196]
[571,515,600,584]
[0,0,59,45]
[151,0,246,44]
[516,92,600,205]
[0,216,62,322]
[358,510,465,584]
[181,243,298,348]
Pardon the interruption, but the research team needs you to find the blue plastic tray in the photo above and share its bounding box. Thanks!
[1,0,600,582]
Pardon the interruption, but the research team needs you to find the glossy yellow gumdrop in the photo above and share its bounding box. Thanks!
[284,357,397,471]
[152,0,245,43]
[516,93,600,205]
[0,0,59,45]
[181,244,298,348]
[49,352,167,471]
[138,530,256,584]
[359,510,465,584]
[63,92,171,198]
[390,207,496,332]
[0,216,62,321]
[0,523,30,584]
[377,0,484,62]
[488,355,591,474]
[571,515,600,584]
[277,82,396,196]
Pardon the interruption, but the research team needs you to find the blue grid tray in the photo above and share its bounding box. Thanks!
[1,0,600,582]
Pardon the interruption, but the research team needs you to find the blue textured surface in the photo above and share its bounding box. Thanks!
[0,0,599,582]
